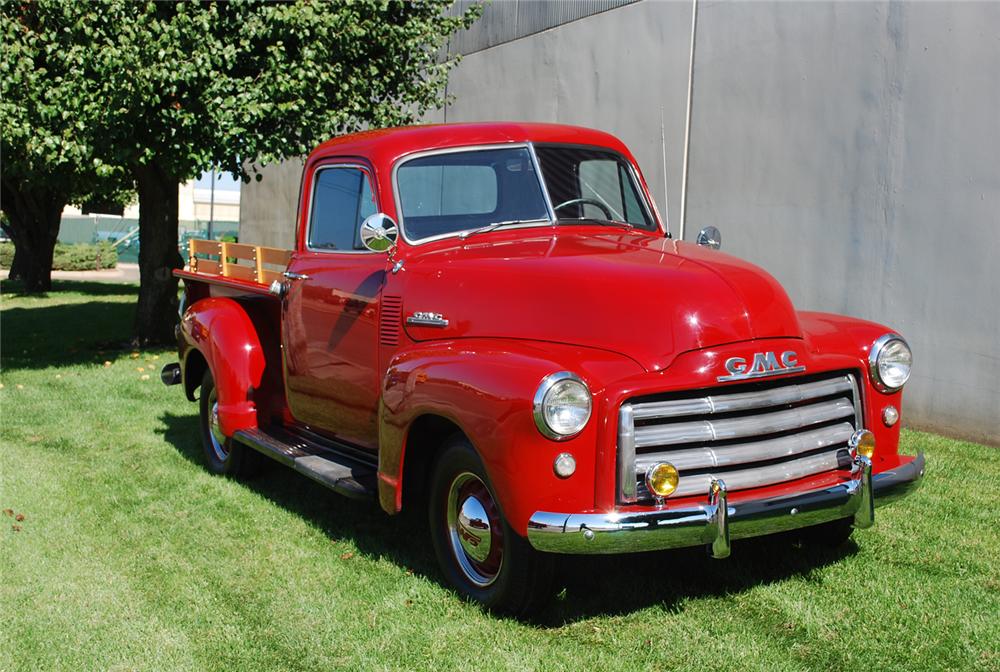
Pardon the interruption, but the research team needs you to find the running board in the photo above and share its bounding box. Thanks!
[233,427,377,500]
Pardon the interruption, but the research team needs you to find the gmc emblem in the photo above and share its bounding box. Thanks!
[717,350,806,382]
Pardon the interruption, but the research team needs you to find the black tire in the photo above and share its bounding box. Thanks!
[798,517,855,548]
[198,369,263,477]
[428,436,555,616]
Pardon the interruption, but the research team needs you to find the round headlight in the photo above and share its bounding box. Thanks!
[533,372,592,440]
[869,334,912,393]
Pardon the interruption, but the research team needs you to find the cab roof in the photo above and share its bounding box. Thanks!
[309,122,634,166]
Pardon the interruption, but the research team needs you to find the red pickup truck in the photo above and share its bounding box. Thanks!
[163,122,924,614]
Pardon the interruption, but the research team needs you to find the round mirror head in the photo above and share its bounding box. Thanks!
[360,213,398,252]
[696,226,722,250]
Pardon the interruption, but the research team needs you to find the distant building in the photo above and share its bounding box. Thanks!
[58,173,242,253]
[179,180,240,224]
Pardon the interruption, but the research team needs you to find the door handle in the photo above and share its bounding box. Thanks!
[283,271,310,281]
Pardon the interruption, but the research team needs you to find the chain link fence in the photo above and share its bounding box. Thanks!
[58,215,239,264]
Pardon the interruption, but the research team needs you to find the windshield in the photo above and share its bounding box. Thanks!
[396,147,549,241]
[395,144,657,242]
[534,145,655,230]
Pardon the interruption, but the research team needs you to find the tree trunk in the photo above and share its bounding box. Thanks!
[0,178,64,292]
[7,242,30,281]
[132,163,182,345]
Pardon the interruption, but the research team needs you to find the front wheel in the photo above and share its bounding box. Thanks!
[428,437,555,616]
[198,369,263,477]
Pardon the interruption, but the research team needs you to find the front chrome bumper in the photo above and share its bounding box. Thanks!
[526,453,925,556]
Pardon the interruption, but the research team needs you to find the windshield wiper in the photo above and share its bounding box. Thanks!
[458,219,545,239]
[556,217,634,230]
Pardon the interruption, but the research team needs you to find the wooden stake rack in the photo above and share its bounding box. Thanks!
[187,238,292,286]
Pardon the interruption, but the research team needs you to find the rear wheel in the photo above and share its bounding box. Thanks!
[428,436,555,616]
[198,369,262,477]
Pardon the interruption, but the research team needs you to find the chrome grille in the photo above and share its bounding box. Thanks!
[618,372,862,502]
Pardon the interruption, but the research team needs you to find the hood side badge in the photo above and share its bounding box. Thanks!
[406,312,449,328]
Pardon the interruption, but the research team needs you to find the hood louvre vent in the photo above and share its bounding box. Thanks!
[380,295,403,346]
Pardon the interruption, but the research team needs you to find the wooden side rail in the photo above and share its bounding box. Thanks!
[187,238,292,286]
[256,245,293,285]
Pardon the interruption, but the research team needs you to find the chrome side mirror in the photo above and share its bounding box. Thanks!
[696,226,722,250]
[360,213,398,253]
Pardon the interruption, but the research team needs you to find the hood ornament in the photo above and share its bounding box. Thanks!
[717,351,805,382]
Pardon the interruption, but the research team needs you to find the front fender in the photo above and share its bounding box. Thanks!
[377,338,644,535]
[799,311,907,462]
[180,297,266,436]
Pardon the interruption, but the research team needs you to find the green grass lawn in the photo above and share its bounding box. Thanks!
[1,282,998,671]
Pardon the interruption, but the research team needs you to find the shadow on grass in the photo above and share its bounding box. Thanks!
[1,280,146,371]
[1,278,138,297]
[157,411,439,578]
[1,299,139,371]
[158,410,858,625]
[540,532,857,626]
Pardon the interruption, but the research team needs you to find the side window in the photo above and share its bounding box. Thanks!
[309,166,377,251]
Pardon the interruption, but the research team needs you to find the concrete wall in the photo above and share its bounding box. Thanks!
[434,0,694,234]
[682,0,1000,444]
[239,0,1000,444]
[445,0,639,55]
[239,158,304,249]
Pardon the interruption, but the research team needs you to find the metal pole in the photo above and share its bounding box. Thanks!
[679,0,698,242]
[207,167,216,239]
[660,106,670,237]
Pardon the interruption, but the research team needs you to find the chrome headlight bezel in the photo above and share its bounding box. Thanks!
[533,371,592,440]
[868,333,912,393]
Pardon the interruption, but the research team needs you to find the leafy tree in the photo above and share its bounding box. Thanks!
[1,4,132,292]
[4,0,479,343]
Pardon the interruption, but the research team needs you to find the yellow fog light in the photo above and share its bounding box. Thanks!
[849,429,876,459]
[645,462,679,498]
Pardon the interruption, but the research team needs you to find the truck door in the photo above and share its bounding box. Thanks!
[281,162,386,451]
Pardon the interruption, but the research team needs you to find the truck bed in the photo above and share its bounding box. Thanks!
[175,238,292,296]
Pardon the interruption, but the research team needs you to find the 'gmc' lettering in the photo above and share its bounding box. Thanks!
[718,350,805,382]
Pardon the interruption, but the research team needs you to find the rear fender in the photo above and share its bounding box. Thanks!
[180,297,266,436]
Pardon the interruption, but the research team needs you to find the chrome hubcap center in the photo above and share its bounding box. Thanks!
[456,495,492,563]
[446,472,503,587]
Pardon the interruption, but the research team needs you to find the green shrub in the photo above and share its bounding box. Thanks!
[0,242,118,271]
[219,233,238,263]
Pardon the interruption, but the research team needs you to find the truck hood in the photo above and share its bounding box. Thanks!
[400,230,802,372]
